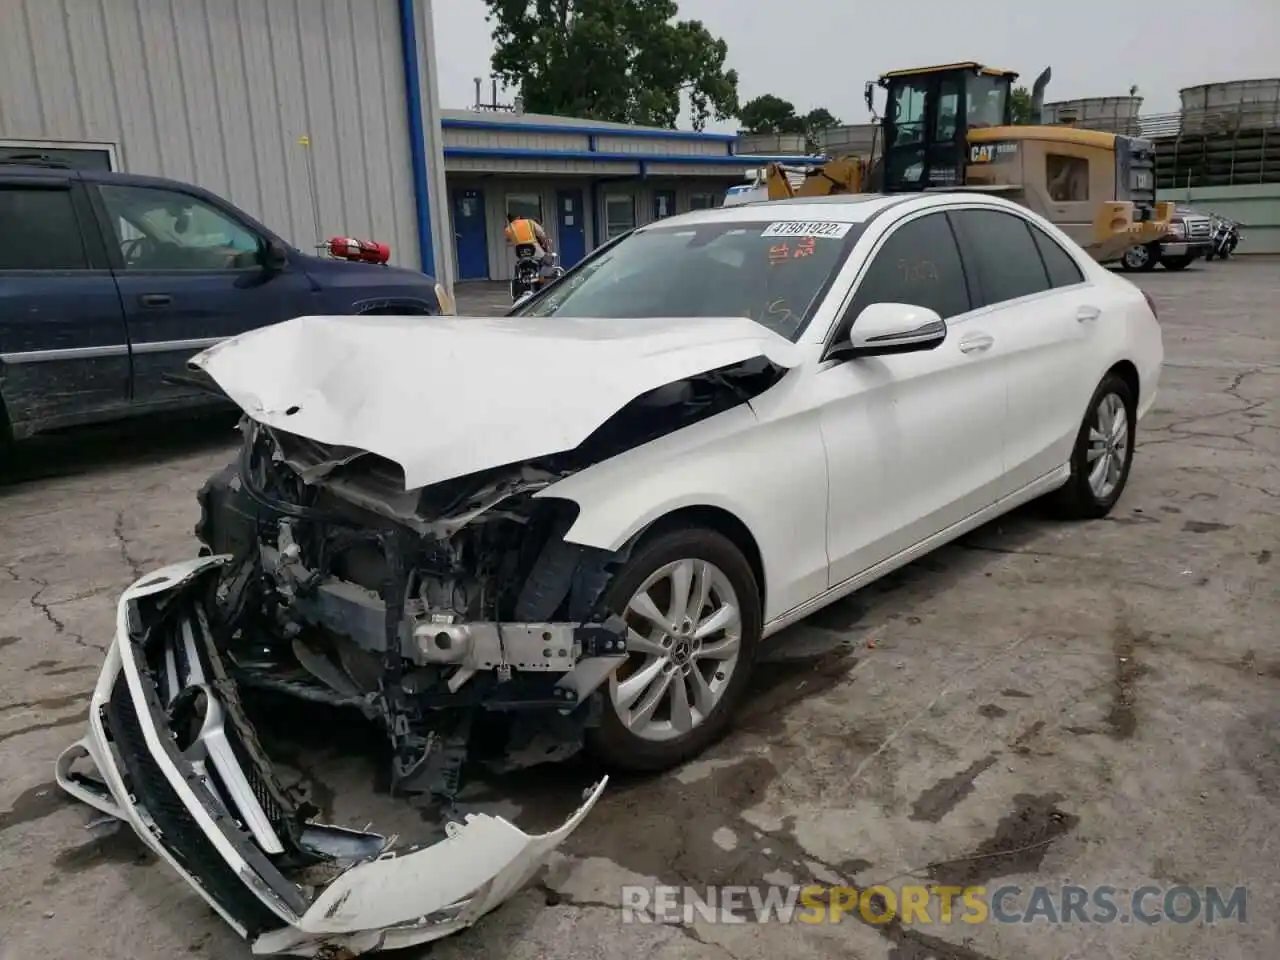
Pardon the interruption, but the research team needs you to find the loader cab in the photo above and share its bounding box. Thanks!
[877,62,1018,192]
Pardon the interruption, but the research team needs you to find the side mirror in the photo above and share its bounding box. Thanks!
[829,302,947,361]
[261,240,289,273]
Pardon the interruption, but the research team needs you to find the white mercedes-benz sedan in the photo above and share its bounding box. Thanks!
[56,191,1162,956]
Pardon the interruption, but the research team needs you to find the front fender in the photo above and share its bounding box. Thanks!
[535,403,829,622]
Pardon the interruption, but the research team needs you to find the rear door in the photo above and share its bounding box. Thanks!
[948,207,1100,493]
[88,181,314,408]
[0,174,130,436]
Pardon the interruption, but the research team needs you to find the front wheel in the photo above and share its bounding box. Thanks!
[585,527,762,772]
[1048,373,1137,519]
[1120,243,1159,272]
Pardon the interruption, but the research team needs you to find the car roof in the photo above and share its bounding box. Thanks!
[0,161,211,193]
[650,191,1029,229]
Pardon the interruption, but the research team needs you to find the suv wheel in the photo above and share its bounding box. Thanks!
[1120,243,1159,272]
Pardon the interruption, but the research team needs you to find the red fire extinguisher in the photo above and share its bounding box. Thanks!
[324,236,391,264]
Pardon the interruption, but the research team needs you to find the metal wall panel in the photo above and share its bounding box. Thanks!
[593,136,725,157]
[444,129,590,152]
[0,0,422,268]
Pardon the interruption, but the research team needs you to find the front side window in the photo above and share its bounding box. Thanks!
[888,79,928,146]
[1046,154,1089,202]
[512,218,863,341]
[0,186,90,270]
[949,209,1051,306]
[98,184,261,271]
[844,212,970,325]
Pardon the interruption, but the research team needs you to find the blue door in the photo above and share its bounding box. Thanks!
[652,190,676,222]
[93,182,315,407]
[555,189,586,267]
[453,189,489,280]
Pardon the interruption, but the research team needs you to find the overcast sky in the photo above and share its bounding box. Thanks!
[430,0,1280,128]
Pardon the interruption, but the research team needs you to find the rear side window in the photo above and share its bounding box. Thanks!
[1028,223,1086,288]
[949,209,1050,307]
[845,212,971,323]
[0,186,89,270]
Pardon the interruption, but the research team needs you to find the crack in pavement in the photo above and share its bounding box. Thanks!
[112,510,146,581]
[2,563,108,653]
[1140,367,1276,450]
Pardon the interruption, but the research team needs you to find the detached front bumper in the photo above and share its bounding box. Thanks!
[55,556,606,957]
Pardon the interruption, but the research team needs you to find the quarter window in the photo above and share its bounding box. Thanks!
[948,209,1050,306]
[98,184,261,271]
[0,186,90,270]
[1028,223,1085,288]
[844,212,971,325]
[1046,154,1089,202]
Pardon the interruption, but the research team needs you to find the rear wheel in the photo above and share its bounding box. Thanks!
[1049,372,1137,519]
[1161,255,1193,271]
[585,527,762,772]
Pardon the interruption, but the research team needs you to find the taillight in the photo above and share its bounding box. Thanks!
[1142,289,1158,320]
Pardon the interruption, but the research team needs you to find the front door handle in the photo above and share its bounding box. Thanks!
[139,293,172,308]
[958,333,995,354]
[1077,304,1101,323]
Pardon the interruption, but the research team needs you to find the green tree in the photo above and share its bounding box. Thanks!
[739,95,840,151]
[483,0,739,130]
[1010,86,1034,124]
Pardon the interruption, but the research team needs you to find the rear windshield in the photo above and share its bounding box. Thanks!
[514,218,862,341]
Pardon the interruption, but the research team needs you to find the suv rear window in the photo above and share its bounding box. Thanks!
[0,186,89,270]
[514,219,863,341]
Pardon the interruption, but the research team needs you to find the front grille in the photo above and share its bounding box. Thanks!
[1186,218,1212,240]
[104,675,284,937]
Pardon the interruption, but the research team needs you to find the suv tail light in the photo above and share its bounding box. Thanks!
[1141,289,1158,320]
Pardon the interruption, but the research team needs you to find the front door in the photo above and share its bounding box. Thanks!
[453,189,489,280]
[0,178,130,434]
[818,210,1007,584]
[652,190,676,222]
[91,182,314,407]
[555,189,586,267]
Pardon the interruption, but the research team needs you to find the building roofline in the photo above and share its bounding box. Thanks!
[443,146,825,165]
[441,116,739,142]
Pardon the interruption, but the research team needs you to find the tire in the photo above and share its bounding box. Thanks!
[1120,243,1158,272]
[1204,251,1215,261]
[584,526,762,772]
[1048,372,1138,520]
[1161,255,1193,271]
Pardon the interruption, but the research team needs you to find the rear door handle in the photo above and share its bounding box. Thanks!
[139,293,172,308]
[1077,304,1101,323]
[958,333,995,354]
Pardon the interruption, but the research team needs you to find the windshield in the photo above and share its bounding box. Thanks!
[513,219,862,341]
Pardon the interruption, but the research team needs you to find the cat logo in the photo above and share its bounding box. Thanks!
[970,142,1018,163]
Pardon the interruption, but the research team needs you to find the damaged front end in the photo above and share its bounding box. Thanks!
[56,341,787,954]
[56,557,606,956]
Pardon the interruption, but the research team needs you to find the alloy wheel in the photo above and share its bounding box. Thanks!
[610,558,743,742]
[1087,392,1129,500]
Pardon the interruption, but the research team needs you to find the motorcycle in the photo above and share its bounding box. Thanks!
[510,247,564,302]
[1205,218,1241,260]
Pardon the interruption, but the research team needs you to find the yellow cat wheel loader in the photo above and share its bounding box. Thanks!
[757,61,1172,264]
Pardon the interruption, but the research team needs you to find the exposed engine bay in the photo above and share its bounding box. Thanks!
[196,353,783,810]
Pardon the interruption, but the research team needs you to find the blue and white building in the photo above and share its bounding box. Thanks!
[0,0,817,289]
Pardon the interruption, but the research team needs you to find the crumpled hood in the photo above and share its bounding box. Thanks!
[191,313,801,490]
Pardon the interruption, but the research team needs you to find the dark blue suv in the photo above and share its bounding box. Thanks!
[0,158,447,448]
